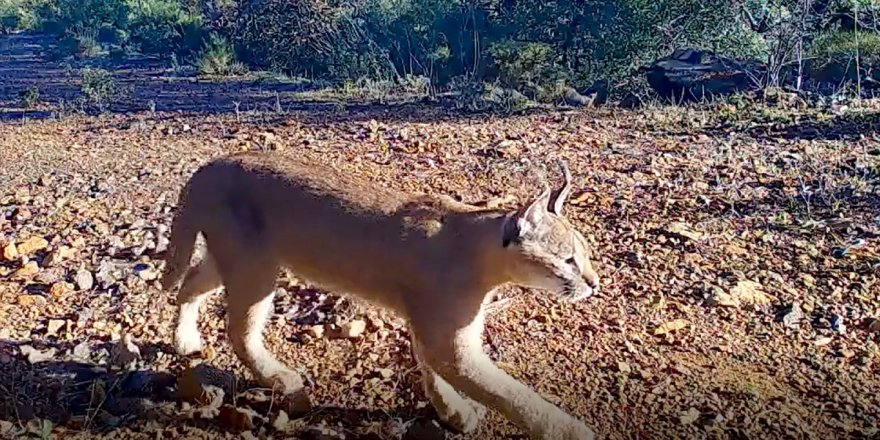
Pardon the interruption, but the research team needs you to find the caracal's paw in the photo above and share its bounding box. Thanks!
[261,369,306,395]
[174,332,203,356]
[436,399,485,433]
[558,419,596,440]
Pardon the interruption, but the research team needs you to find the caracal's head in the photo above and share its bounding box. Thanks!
[500,161,600,301]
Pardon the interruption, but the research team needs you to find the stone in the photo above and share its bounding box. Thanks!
[663,222,703,241]
[711,280,773,307]
[653,319,688,336]
[20,345,56,364]
[308,325,325,338]
[640,48,766,101]
[133,263,159,281]
[814,336,833,346]
[72,342,91,360]
[110,333,141,367]
[17,294,47,306]
[13,261,40,279]
[280,389,313,417]
[176,364,234,405]
[2,242,18,261]
[34,267,64,284]
[781,303,804,328]
[17,236,48,255]
[272,410,292,432]
[340,320,366,339]
[44,246,75,266]
[46,319,66,336]
[49,281,73,298]
[74,269,94,291]
[679,407,701,425]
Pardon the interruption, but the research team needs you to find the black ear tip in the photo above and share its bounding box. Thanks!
[501,214,520,247]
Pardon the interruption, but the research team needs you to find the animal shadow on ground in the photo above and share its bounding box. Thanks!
[0,338,447,439]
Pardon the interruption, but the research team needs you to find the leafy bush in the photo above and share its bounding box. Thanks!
[37,0,128,35]
[80,67,118,109]
[487,41,566,102]
[128,0,204,58]
[0,0,45,32]
[18,86,39,108]
[227,0,387,79]
[809,30,880,85]
[196,33,245,76]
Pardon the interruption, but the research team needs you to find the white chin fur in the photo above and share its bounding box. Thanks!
[566,286,594,301]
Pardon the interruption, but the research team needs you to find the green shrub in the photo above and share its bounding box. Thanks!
[809,30,880,85]
[0,0,45,32]
[18,86,39,108]
[71,25,100,57]
[197,33,245,76]
[128,0,204,58]
[487,40,567,102]
[37,0,129,35]
[229,0,383,79]
[80,67,118,109]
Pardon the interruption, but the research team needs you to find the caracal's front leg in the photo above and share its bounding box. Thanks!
[409,332,486,433]
[414,310,595,440]
[174,252,223,355]
[221,256,306,396]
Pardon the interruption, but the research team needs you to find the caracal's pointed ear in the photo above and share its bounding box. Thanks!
[502,185,551,247]
[547,159,572,215]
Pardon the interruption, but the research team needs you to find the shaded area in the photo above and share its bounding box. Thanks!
[0,338,438,438]
[0,32,329,120]
[0,32,567,124]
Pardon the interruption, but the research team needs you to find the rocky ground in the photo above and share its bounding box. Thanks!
[1,32,880,440]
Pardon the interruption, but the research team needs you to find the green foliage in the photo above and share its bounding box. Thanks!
[809,30,880,84]
[624,0,767,61]
[358,0,484,84]
[196,33,245,76]
[811,30,880,61]
[8,0,879,98]
[227,0,386,79]
[487,41,565,102]
[18,86,39,108]
[80,67,118,109]
[32,0,207,60]
[128,0,204,58]
[0,0,48,32]
[337,73,430,102]
[37,0,129,35]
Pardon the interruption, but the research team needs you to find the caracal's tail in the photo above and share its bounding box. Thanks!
[160,182,199,292]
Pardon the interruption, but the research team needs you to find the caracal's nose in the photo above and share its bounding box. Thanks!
[585,271,600,290]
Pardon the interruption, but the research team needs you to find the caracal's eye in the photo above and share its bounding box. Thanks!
[565,256,577,266]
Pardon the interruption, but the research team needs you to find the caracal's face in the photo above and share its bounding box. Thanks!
[502,161,600,301]
[508,212,600,301]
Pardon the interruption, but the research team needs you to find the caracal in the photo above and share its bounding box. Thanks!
[160,151,601,440]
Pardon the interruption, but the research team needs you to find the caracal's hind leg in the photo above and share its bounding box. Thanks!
[220,256,305,395]
[410,331,486,433]
[174,253,223,355]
